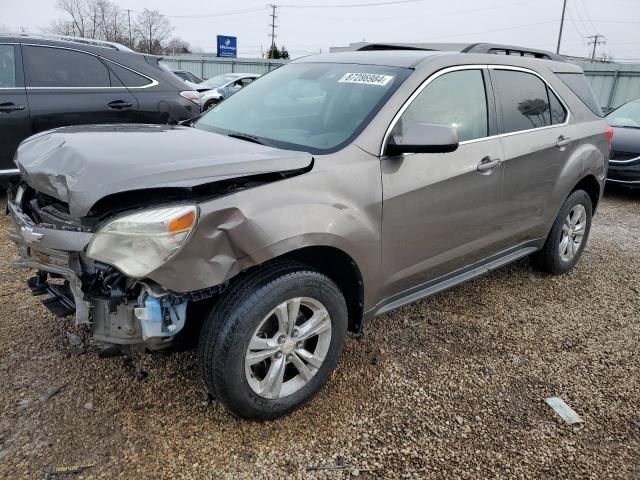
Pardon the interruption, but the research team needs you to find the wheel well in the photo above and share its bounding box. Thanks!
[281,246,364,333]
[572,175,601,210]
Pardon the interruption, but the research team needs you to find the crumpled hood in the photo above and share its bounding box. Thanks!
[15,124,313,217]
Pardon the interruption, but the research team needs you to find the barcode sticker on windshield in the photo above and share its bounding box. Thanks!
[338,73,394,86]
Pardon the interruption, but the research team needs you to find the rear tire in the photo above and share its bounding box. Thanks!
[198,260,348,420]
[531,189,593,275]
[204,99,221,110]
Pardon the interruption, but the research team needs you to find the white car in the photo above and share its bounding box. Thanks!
[197,73,261,110]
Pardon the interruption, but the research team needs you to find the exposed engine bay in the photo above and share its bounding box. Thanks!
[9,184,225,350]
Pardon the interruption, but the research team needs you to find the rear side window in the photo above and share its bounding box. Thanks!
[493,70,553,134]
[556,73,603,117]
[0,45,16,88]
[106,61,152,87]
[396,69,488,142]
[548,89,567,124]
[24,46,112,88]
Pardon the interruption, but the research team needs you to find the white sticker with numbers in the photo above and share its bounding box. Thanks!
[338,72,394,86]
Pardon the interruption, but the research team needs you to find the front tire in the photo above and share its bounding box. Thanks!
[531,189,593,274]
[198,261,348,420]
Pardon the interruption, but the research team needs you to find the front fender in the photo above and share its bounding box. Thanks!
[147,148,383,301]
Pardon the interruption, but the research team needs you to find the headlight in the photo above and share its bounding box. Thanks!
[87,205,198,278]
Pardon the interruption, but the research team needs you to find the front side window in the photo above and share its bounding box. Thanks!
[196,63,410,154]
[23,45,111,88]
[493,70,554,134]
[393,69,489,143]
[0,45,16,88]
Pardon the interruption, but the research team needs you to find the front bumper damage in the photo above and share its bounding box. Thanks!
[7,188,217,350]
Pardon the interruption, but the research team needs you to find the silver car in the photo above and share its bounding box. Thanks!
[196,73,261,110]
[7,43,609,420]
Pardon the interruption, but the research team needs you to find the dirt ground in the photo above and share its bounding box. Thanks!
[0,188,638,480]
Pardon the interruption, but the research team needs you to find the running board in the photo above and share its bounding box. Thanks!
[370,245,539,318]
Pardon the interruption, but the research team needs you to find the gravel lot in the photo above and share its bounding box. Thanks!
[0,188,638,480]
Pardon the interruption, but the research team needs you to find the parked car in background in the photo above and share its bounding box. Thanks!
[606,99,640,188]
[0,33,201,183]
[7,43,609,420]
[197,73,261,110]
[172,69,204,85]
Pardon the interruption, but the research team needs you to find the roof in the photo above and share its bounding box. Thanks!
[293,50,448,68]
[0,32,132,52]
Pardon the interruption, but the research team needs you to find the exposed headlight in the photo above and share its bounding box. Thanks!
[87,205,198,278]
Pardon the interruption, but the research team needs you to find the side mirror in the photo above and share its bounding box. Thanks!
[386,122,459,156]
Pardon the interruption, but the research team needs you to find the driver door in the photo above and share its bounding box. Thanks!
[380,67,506,300]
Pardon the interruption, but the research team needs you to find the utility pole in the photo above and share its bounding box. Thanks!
[556,0,567,54]
[126,9,132,48]
[268,4,278,49]
[587,34,606,62]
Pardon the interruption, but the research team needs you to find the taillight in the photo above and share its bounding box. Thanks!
[606,126,614,150]
[180,90,200,105]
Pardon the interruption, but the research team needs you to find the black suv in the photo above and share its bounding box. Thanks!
[0,34,201,181]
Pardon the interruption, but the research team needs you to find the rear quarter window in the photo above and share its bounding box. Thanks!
[556,73,603,117]
[106,61,153,87]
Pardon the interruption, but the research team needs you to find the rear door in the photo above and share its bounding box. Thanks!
[381,67,506,298]
[0,44,30,172]
[23,44,139,133]
[490,67,572,245]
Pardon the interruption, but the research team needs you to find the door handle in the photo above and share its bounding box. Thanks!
[0,103,26,112]
[107,100,133,110]
[476,156,501,174]
[556,135,572,148]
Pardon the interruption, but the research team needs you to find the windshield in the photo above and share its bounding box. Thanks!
[201,74,241,88]
[195,62,410,154]
[607,101,640,128]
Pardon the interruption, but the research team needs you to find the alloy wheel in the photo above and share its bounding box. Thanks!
[244,297,332,399]
[559,204,587,262]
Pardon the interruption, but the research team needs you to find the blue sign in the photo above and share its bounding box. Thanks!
[217,35,237,58]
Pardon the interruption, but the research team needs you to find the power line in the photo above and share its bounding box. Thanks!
[419,20,559,41]
[579,0,598,33]
[280,0,423,7]
[166,7,265,19]
[587,34,606,61]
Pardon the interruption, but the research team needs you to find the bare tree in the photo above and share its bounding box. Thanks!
[135,9,172,55]
[164,38,190,55]
[48,0,129,45]
[54,0,88,37]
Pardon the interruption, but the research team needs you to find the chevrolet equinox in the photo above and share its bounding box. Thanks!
[7,43,610,419]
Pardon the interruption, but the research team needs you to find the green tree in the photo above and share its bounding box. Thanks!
[267,44,281,59]
[279,45,290,60]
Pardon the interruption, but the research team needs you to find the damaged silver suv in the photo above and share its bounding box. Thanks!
[7,44,610,419]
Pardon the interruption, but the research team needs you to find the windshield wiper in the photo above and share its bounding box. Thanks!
[613,125,640,129]
[227,132,272,146]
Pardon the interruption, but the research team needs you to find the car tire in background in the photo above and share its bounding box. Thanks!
[531,189,593,275]
[204,99,221,110]
[198,260,348,420]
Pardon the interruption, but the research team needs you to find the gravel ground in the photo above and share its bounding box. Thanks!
[0,188,638,480]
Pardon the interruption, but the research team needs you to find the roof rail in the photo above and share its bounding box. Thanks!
[0,32,134,52]
[461,43,564,62]
[351,42,564,62]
